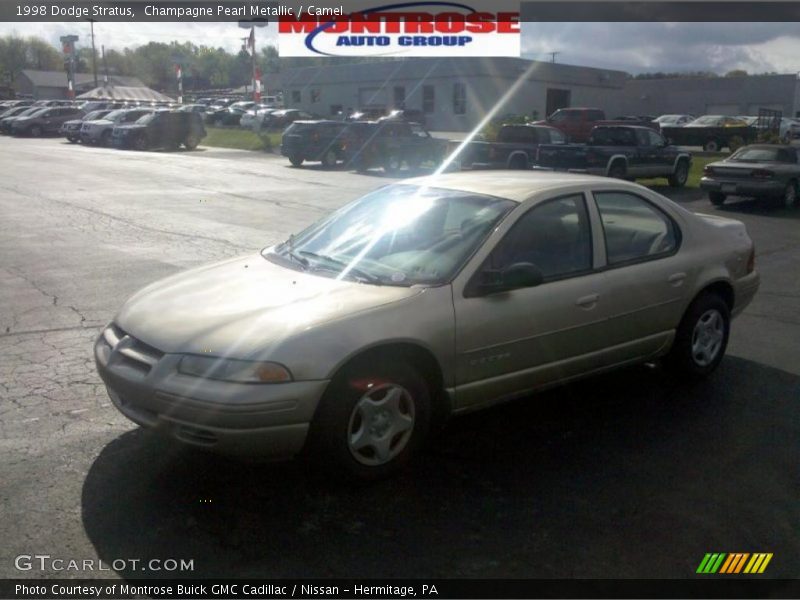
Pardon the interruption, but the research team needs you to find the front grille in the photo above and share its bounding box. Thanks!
[103,323,164,376]
[711,167,751,179]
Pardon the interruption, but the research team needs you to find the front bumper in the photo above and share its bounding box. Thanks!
[700,177,784,198]
[732,271,760,318]
[94,325,329,458]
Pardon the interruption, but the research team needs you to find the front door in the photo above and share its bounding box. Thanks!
[453,192,611,409]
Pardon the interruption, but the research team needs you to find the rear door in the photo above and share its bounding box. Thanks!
[589,189,690,353]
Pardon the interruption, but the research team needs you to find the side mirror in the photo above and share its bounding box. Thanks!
[476,262,544,295]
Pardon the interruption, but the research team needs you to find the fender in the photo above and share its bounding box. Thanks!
[671,153,692,171]
[506,150,530,167]
[604,154,629,176]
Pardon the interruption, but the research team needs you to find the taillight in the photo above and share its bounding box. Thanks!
[746,245,755,274]
[752,169,773,180]
[703,165,714,176]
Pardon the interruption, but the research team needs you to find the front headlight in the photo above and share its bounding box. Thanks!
[178,355,293,383]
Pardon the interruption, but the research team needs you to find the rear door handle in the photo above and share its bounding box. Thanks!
[576,293,599,308]
[668,272,686,286]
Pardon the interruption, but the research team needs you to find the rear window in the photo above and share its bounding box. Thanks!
[590,127,636,146]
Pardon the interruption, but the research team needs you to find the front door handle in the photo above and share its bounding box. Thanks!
[576,293,599,308]
[668,272,686,286]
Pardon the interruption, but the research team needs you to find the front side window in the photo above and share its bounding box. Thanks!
[594,191,678,265]
[266,185,515,286]
[486,194,593,280]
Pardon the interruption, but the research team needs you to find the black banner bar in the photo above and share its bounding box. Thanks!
[2,579,800,599]
[2,1,800,22]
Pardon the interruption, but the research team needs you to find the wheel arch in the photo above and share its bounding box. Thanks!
[506,151,530,168]
[693,279,735,312]
[322,340,451,422]
[606,154,629,175]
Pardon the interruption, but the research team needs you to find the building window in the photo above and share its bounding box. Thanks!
[310,89,321,103]
[423,85,435,113]
[453,82,466,115]
[291,90,301,104]
[393,86,405,108]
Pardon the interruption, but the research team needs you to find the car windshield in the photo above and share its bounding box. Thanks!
[730,147,786,162]
[18,107,47,118]
[135,113,158,124]
[689,116,722,125]
[103,110,129,122]
[656,115,681,123]
[264,184,515,286]
[83,110,107,121]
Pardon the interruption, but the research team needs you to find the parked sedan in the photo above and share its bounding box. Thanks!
[11,106,83,136]
[95,171,758,479]
[700,144,800,208]
[654,114,695,127]
[0,107,48,134]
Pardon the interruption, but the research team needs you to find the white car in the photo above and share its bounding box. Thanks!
[655,114,695,127]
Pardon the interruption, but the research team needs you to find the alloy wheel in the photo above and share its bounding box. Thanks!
[347,383,416,466]
[691,309,725,367]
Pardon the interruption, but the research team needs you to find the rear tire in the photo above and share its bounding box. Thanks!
[307,360,432,481]
[668,159,689,187]
[383,153,403,174]
[665,292,730,378]
[133,134,148,151]
[709,191,726,206]
[100,130,112,147]
[703,139,719,153]
[776,180,797,209]
[320,149,337,168]
[184,135,200,150]
[289,155,304,167]
[66,135,78,143]
[608,161,627,179]
[508,154,528,170]
[30,125,42,137]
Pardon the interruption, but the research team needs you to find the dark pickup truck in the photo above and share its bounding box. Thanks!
[661,116,757,152]
[536,125,692,186]
[460,124,567,169]
[343,120,448,174]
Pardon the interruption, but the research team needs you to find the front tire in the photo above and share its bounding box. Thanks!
[668,159,689,187]
[289,155,304,167]
[703,139,719,153]
[184,135,200,150]
[709,191,726,206]
[30,125,42,137]
[307,360,432,480]
[100,130,112,147]
[383,153,403,174]
[665,292,730,377]
[133,134,148,151]
[608,161,627,179]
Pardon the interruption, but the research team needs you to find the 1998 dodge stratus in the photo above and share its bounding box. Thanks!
[95,172,759,478]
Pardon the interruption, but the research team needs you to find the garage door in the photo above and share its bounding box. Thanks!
[358,87,388,109]
[705,104,739,115]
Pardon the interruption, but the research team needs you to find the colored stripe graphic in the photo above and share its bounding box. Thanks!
[744,553,774,574]
[697,553,726,573]
[699,553,773,574]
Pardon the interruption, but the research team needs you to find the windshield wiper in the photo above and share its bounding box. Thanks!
[298,251,382,284]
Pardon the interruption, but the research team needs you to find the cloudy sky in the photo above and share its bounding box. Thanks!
[1,21,799,75]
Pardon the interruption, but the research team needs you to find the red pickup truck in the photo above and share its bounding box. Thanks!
[534,108,656,143]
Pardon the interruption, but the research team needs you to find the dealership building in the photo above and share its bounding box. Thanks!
[617,74,800,119]
[273,57,628,131]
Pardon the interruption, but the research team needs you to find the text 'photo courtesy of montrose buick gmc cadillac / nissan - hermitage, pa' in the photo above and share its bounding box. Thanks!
[95,172,759,479]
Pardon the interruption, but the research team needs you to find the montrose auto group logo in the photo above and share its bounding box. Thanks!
[278,1,521,57]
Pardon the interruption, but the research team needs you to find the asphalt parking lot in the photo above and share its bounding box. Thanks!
[0,138,798,580]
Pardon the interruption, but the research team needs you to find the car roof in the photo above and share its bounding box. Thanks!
[401,171,625,203]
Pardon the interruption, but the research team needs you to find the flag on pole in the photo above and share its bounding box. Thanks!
[248,27,255,53]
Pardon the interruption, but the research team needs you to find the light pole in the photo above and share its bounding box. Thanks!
[88,19,98,87]
[60,35,79,100]
[238,19,268,102]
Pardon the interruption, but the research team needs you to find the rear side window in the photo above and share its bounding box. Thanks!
[587,110,604,121]
[594,191,679,265]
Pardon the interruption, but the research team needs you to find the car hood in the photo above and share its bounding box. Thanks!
[116,254,424,357]
[85,119,114,126]
[709,160,778,170]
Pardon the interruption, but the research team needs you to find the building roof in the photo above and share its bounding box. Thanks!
[273,57,628,90]
[20,69,145,89]
[76,85,175,102]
